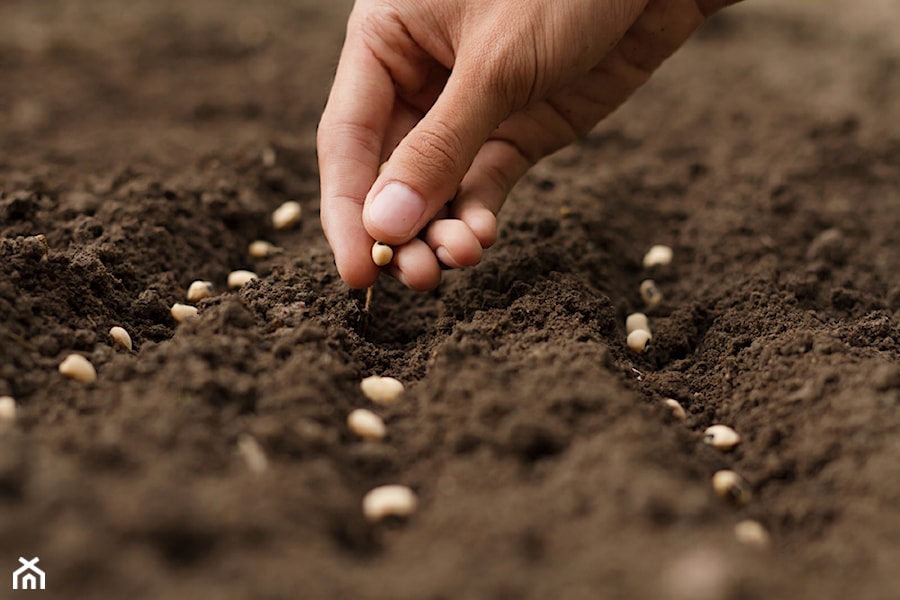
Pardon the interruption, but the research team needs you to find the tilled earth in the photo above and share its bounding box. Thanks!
[1,1,898,598]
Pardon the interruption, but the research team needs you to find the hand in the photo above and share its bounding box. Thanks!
[318,0,738,290]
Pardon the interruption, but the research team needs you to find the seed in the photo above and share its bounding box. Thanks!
[186,280,214,302]
[347,408,387,442]
[0,396,16,421]
[108,326,133,352]
[734,519,770,548]
[627,329,652,354]
[360,375,405,406]
[228,270,258,289]
[271,200,302,230]
[371,242,394,267]
[703,425,741,450]
[248,240,279,258]
[378,162,387,176]
[643,244,674,268]
[237,434,268,474]
[59,354,97,383]
[663,398,687,421]
[712,470,752,505]
[261,146,276,168]
[362,484,418,522]
[170,302,199,323]
[625,312,651,335]
[640,279,663,308]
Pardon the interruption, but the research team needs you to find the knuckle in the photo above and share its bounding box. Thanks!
[406,123,464,177]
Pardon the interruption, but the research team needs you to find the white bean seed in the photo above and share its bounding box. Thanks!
[734,520,770,548]
[237,434,268,474]
[362,484,418,522]
[627,329,652,354]
[228,270,258,289]
[347,408,387,441]
[59,354,97,383]
[360,375,405,406]
[170,302,199,323]
[248,240,279,258]
[186,280,214,302]
[108,326,133,352]
[640,279,663,308]
[261,146,276,168]
[625,312,651,335]
[663,398,687,421]
[0,396,16,421]
[371,242,394,267]
[271,200,302,230]
[643,244,674,268]
[703,425,741,451]
[712,470,752,505]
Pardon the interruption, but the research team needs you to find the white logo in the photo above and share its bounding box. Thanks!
[12,557,45,590]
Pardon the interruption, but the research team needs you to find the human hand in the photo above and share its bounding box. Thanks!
[318,0,738,290]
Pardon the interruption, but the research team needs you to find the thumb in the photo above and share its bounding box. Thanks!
[362,65,510,245]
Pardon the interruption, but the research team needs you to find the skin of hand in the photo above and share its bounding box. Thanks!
[318,0,740,290]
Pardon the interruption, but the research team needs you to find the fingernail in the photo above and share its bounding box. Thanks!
[435,246,456,270]
[366,182,426,239]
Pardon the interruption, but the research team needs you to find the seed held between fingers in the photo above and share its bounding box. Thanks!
[627,329,652,354]
[640,279,663,308]
[703,425,741,450]
[271,200,302,230]
[228,270,258,289]
[0,396,16,421]
[712,470,752,505]
[186,280,214,302]
[347,408,387,441]
[109,326,133,352]
[362,484,418,523]
[170,302,199,323]
[59,354,97,383]
[643,244,674,268]
[371,242,394,267]
[360,375,405,405]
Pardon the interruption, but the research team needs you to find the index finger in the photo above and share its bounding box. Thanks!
[317,28,395,289]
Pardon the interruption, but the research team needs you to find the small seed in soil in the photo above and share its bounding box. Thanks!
[360,375,405,405]
[734,519,771,548]
[59,354,97,383]
[248,240,279,258]
[0,396,16,421]
[272,200,302,230]
[640,279,663,308]
[663,398,687,421]
[170,302,199,323]
[108,326,133,352]
[261,146,276,168]
[643,244,674,268]
[362,484,418,523]
[228,270,259,289]
[237,434,268,474]
[186,280,214,302]
[712,470,752,505]
[625,312,651,335]
[347,408,387,442]
[703,425,741,451]
[627,329,652,354]
[371,242,394,267]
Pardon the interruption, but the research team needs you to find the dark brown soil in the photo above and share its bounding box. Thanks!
[1,1,898,598]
